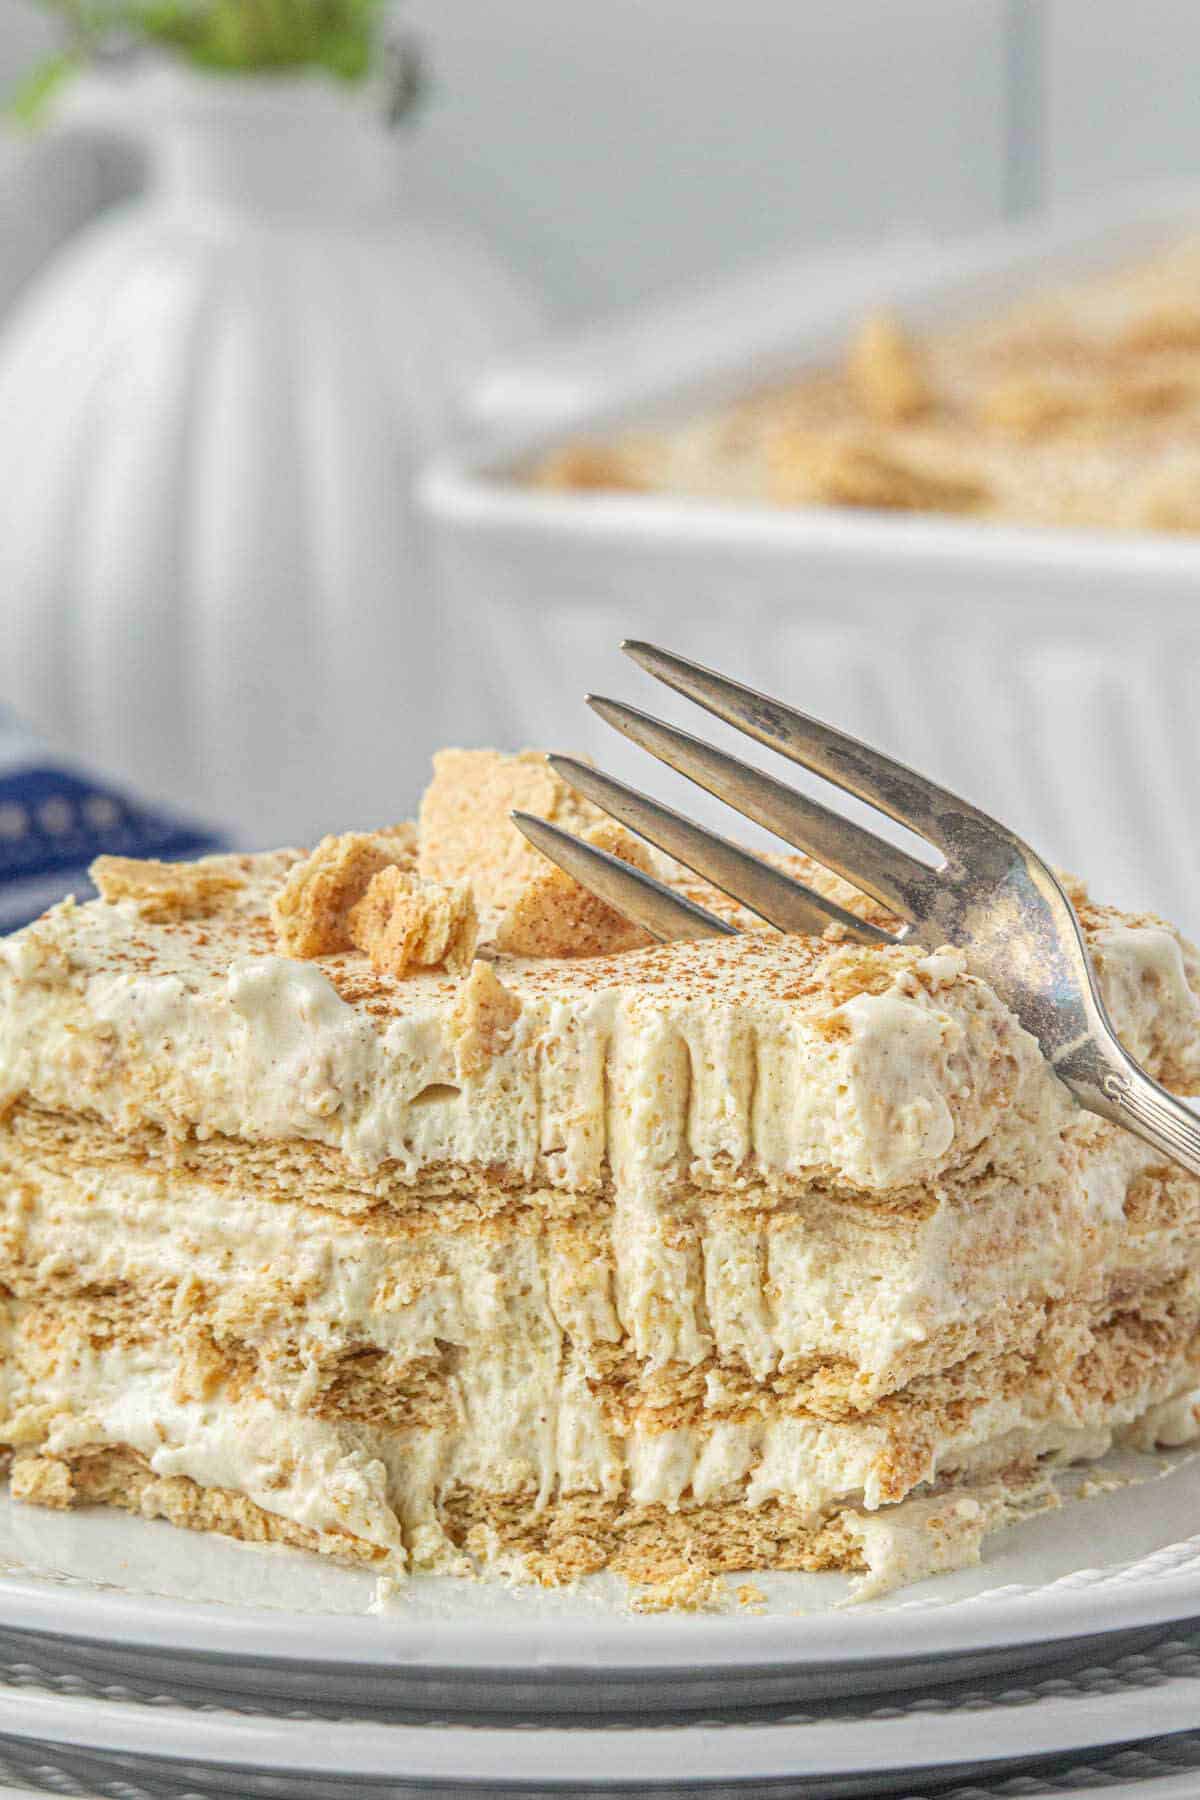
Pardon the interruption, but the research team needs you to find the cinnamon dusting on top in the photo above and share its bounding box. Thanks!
[419,749,606,910]
[493,819,656,959]
[349,867,477,978]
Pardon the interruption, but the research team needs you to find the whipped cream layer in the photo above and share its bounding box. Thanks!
[2,855,1197,1197]
[3,1280,1196,1581]
[1,1108,1190,1397]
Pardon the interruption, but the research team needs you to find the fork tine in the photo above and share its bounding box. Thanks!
[549,755,896,946]
[588,696,935,920]
[623,641,985,858]
[509,812,735,943]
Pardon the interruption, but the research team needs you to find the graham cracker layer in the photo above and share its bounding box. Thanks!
[6,1440,866,1581]
[3,1265,1199,1538]
[5,1104,1200,1421]
[9,1444,382,1565]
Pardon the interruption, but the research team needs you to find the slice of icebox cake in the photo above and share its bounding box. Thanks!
[2,748,1198,1606]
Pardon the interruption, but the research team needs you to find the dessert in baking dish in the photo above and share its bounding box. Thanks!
[536,236,1200,534]
[2,749,1200,1604]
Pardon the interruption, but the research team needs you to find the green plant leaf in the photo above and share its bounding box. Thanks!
[7,50,81,127]
[17,0,392,82]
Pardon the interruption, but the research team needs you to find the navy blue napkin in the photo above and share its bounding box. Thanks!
[0,714,226,934]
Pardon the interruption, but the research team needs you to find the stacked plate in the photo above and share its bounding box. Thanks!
[0,1448,1200,1797]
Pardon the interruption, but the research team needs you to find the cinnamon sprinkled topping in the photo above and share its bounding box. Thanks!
[90,855,245,922]
[349,867,477,978]
[272,828,416,959]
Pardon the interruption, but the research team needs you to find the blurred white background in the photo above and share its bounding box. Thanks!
[2,0,1200,878]
[3,0,1199,327]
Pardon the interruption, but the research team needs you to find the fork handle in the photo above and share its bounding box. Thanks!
[1062,1040,1200,1178]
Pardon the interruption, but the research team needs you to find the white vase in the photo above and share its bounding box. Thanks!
[0,61,544,846]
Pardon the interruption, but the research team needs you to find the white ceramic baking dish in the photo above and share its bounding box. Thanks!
[421,184,1200,936]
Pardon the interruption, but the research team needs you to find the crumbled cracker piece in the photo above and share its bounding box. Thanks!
[1105,374,1192,420]
[534,443,650,493]
[90,854,246,922]
[349,866,477,978]
[172,1327,231,1406]
[272,828,416,958]
[1119,301,1200,353]
[773,429,986,514]
[978,374,1082,439]
[494,820,655,958]
[981,372,1190,440]
[451,960,522,1079]
[735,1581,767,1613]
[632,1567,729,1614]
[11,1453,74,1510]
[846,310,933,423]
[419,749,608,910]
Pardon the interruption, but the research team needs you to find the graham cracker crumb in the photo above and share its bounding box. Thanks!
[846,310,932,423]
[534,444,650,493]
[772,428,986,514]
[171,1328,231,1405]
[1120,301,1200,353]
[980,372,1189,440]
[735,1580,767,1612]
[632,1566,729,1614]
[272,828,416,958]
[1106,373,1192,418]
[10,1453,75,1510]
[418,749,607,910]
[350,867,477,977]
[451,960,523,1078]
[15,1444,388,1567]
[90,855,245,922]
[978,374,1082,439]
[493,820,655,958]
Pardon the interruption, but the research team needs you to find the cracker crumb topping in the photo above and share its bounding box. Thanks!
[272,829,416,958]
[350,867,477,978]
[90,855,246,922]
[419,749,607,910]
[494,819,656,959]
[773,428,986,514]
[451,959,523,1078]
[1119,301,1200,353]
[846,310,933,424]
[528,239,1200,536]
[533,443,650,493]
[977,374,1083,440]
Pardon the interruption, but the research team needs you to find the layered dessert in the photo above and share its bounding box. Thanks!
[1,749,1199,1604]
[535,235,1200,535]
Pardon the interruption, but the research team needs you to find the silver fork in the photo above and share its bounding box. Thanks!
[512,640,1200,1178]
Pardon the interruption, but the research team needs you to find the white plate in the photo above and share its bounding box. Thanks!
[0,1627,1197,1797]
[1,1449,1200,1714]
